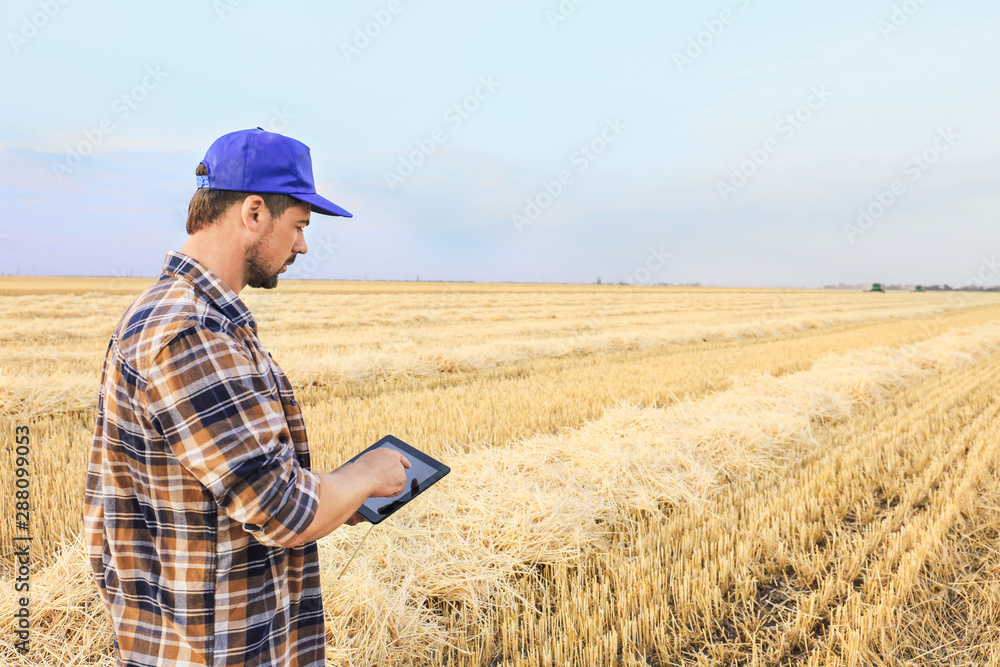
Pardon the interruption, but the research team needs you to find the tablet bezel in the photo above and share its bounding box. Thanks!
[347,434,450,525]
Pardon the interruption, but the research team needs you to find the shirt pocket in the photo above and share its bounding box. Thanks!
[246,344,282,403]
[267,354,299,408]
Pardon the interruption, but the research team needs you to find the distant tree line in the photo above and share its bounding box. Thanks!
[823,283,1000,292]
[918,284,1000,291]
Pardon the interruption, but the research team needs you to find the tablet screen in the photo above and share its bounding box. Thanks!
[350,436,450,523]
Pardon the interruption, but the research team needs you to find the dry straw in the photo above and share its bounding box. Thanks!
[5,321,1000,665]
[0,289,991,419]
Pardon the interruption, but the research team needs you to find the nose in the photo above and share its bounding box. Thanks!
[293,230,308,255]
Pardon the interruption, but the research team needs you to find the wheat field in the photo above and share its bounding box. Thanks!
[2,278,1000,666]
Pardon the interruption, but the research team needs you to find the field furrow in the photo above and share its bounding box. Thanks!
[452,329,1000,667]
[3,285,1000,667]
[7,304,1000,564]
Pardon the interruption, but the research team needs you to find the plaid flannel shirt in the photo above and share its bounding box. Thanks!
[84,250,326,667]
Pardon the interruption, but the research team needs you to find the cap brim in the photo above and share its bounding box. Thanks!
[292,193,353,218]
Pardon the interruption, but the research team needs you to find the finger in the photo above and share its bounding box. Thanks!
[400,454,412,469]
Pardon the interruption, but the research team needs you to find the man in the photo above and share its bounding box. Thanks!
[83,128,410,667]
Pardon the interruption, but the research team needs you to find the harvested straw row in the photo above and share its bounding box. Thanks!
[318,323,1000,666]
[268,298,992,390]
[6,321,1000,665]
[590,337,1000,665]
[4,291,998,421]
[282,301,1000,468]
[8,305,1000,569]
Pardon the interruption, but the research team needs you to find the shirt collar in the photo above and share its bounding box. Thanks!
[161,250,257,332]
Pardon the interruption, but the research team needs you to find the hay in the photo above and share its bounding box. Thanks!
[6,317,1000,665]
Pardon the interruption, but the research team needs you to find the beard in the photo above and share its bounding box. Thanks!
[245,251,281,289]
[244,223,295,289]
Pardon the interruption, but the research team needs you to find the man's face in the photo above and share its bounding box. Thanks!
[245,200,311,289]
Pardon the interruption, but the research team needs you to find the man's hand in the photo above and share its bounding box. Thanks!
[342,450,410,526]
[286,448,410,547]
[351,447,411,498]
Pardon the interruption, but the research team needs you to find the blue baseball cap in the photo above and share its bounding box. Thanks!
[197,127,352,218]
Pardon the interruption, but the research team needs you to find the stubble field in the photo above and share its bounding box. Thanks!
[2,277,1000,666]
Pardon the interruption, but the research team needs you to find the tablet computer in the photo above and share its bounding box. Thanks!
[348,435,450,524]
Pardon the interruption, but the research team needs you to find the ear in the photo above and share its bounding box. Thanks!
[240,195,268,232]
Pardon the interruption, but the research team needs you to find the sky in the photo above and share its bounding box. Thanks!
[0,0,998,287]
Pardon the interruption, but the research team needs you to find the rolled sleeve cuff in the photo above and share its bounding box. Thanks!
[242,466,321,548]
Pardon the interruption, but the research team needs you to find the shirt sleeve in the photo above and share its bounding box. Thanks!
[143,325,320,548]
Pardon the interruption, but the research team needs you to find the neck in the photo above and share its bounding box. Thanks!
[180,229,247,294]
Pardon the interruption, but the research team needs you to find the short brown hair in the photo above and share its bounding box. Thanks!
[186,162,302,234]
